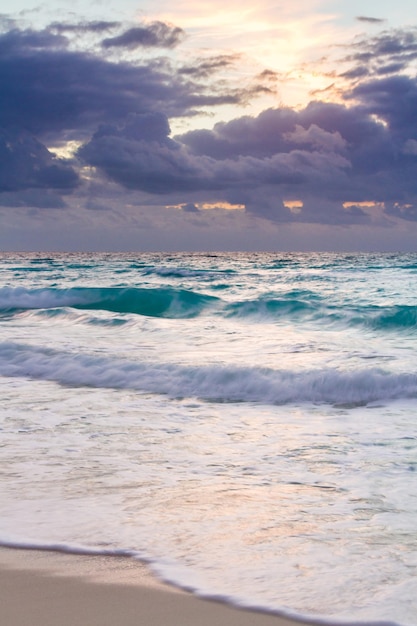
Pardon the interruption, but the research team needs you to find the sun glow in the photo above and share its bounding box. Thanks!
[139,0,352,110]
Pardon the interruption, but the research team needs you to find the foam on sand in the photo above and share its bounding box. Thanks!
[0,547,303,626]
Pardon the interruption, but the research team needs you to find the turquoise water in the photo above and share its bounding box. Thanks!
[1,252,417,624]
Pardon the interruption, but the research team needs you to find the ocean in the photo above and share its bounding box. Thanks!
[1,251,417,625]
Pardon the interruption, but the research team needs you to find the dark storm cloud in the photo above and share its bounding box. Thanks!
[0,27,67,52]
[102,22,185,49]
[0,21,252,204]
[78,111,350,197]
[0,25,254,142]
[0,20,266,205]
[177,105,359,161]
[0,128,78,193]
[346,75,417,136]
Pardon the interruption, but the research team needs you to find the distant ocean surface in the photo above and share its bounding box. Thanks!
[1,252,417,625]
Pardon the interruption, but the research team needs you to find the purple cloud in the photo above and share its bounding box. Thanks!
[1,18,417,227]
[102,22,185,49]
[0,127,78,193]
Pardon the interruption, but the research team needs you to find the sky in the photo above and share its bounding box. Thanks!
[1,0,417,251]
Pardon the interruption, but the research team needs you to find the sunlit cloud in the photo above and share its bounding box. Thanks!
[49,140,82,159]
[198,202,245,211]
[284,200,304,214]
[343,201,385,208]
[166,202,245,211]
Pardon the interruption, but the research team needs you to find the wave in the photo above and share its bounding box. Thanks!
[26,308,131,327]
[142,266,235,279]
[0,537,135,558]
[1,342,416,406]
[363,305,417,330]
[2,286,417,330]
[0,286,218,319]
[224,295,319,319]
[225,297,417,330]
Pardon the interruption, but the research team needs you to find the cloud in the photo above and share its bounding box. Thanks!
[283,124,347,152]
[50,21,119,34]
[78,110,351,202]
[0,26,67,52]
[346,74,417,136]
[2,17,417,233]
[0,23,257,143]
[339,28,417,80]
[0,189,67,209]
[179,54,240,78]
[402,139,417,155]
[102,22,185,49]
[0,20,261,207]
[0,127,78,194]
[356,16,386,24]
[0,30,183,139]
[181,202,199,212]
[78,73,417,226]
[178,102,380,167]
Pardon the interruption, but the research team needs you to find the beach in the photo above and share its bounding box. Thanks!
[0,547,303,626]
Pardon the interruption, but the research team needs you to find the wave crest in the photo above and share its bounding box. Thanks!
[0,286,218,319]
[1,342,416,406]
[2,286,417,330]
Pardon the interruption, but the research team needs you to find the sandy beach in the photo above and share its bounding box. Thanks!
[0,547,308,626]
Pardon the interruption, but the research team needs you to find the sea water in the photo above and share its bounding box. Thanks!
[1,252,417,625]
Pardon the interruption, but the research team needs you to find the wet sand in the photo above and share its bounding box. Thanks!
[0,547,309,626]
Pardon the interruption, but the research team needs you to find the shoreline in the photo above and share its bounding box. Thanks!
[0,546,311,626]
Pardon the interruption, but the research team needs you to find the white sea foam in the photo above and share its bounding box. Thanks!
[0,534,402,626]
[0,535,135,558]
[0,286,92,310]
[0,341,416,405]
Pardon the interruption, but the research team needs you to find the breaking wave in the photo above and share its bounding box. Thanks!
[1,341,416,406]
[0,286,218,319]
[1,286,417,330]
